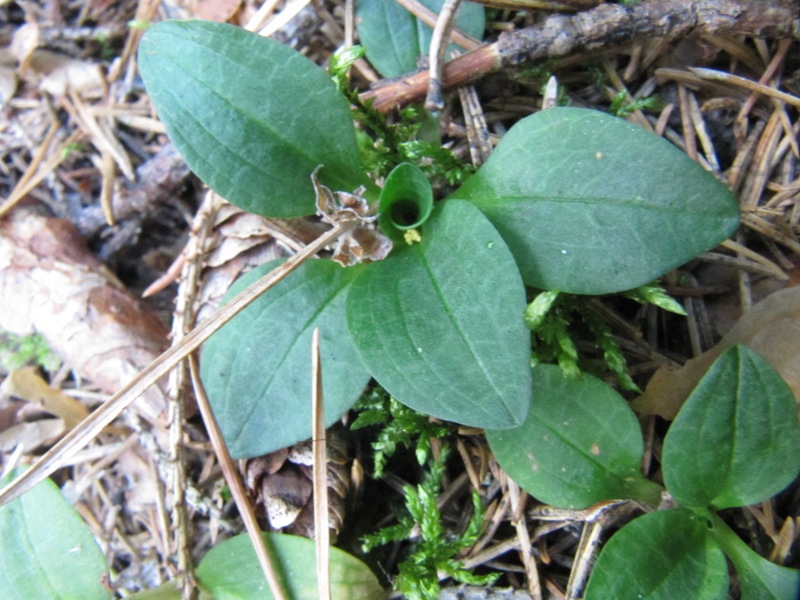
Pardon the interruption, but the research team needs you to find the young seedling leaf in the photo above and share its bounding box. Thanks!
[355,0,485,77]
[0,468,110,600]
[584,509,729,600]
[662,345,800,510]
[378,163,433,242]
[200,259,371,458]
[708,512,800,600]
[486,365,661,509]
[196,532,385,599]
[138,20,366,218]
[347,200,531,429]
[452,107,740,294]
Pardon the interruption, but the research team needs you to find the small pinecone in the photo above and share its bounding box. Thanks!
[240,426,351,541]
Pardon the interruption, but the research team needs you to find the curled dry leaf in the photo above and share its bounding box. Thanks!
[311,167,392,266]
[0,208,170,424]
[632,286,800,420]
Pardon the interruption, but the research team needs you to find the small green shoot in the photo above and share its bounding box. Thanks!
[329,45,367,92]
[351,389,449,478]
[128,19,151,30]
[527,291,581,379]
[624,283,687,315]
[0,331,61,372]
[528,291,636,386]
[608,89,663,117]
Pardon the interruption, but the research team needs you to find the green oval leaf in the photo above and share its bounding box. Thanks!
[0,468,110,600]
[138,20,366,217]
[355,0,485,77]
[486,365,661,509]
[196,533,385,599]
[584,509,729,600]
[662,345,800,510]
[200,259,371,458]
[378,163,433,241]
[452,107,740,294]
[346,200,531,429]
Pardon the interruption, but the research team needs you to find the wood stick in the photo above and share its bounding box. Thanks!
[362,0,800,113]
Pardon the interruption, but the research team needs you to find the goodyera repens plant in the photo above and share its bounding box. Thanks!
[138,20,741,458]
[2,8,798,600]
[133,18,799,599]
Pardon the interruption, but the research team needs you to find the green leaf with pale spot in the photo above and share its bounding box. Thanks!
[486,365,661,509]
[200,259,371,458]
[197,533,385,599]
[452,107,740,294]
[138,20,367,218]
[347,200,531,429]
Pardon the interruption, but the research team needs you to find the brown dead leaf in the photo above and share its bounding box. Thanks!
[0,366,89,429]
[632,286,800,420]
[0,47,18,103]
[116,445,159,510]
[194,0,243,23]
[0,419,65,453]
[27,50,103,97]
[10,22,39,71]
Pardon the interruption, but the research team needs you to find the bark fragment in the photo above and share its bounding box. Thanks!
[0,207,170,424]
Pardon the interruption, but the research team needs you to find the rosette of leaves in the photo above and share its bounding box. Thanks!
[139,20,738,458]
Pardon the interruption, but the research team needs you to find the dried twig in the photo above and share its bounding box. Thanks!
[311,328,331,600]
[75,143,190,237]
[426,0,464,112]
[507,478,541,600]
